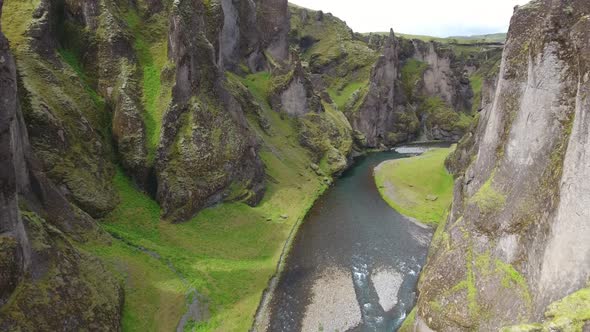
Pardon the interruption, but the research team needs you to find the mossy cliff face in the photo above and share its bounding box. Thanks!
[346,30,500,148]
[155,0,265,222]
[4,0,119,218]
[348,31,417,147]
[0,15,122,330]
[288,5,379,111]
[269,59,325,117]
[408,1,590,330]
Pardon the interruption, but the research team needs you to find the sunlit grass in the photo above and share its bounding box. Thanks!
[374,148,454,225]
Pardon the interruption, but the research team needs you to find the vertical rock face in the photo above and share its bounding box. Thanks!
[270,60,325,117]
[218,0,266,72]
[0,7,123,329]
[347,31,482,148]
[12,0,118,218]
[156,0,265,222]
[412,41,473,114]
[349,31,417,147]
[0,14,30,305]
[256,0,289,61]
[411,1,590,330]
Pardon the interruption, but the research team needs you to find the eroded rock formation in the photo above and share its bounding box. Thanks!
[0,6,123,329]
[407,1,590,330]
[155,0,265,222]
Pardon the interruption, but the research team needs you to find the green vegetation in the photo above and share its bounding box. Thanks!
[401,59,429,101]
[328,81,367,111]
[469,173,506,214]
[58,48,106,109]
[502,286,590,332]
[374,148,455,225]
[421,97,474,133]
[289,5,376,109]
[241,72,272,101]
[470,73,483,113]
[495,259,532,309]
[85,68,332,331]
[124,7,172,163]
[371,32,507,44]
[1,0,40,48]
[398,308,417,332]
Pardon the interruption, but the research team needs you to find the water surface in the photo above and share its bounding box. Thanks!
[268,148,438,331]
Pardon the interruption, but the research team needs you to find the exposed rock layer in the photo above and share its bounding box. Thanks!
[0,6,123,329]
[409,1,590,330]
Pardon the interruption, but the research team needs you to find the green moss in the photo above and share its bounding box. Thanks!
[289,5,377,98]
[327,81,367,111]
[469,173,507,214]
[475,251,492,276]
[401,59,429,101]
[374,148,455,226]
[241,72,272,103]
[421,97,474,133]
[495,259,532,309]
[465,246,479,317]
[470,74,483,113]
[502,287,590,332]
[398,308,417,332]
[91,69,334,330]
[124,8,172,164]
[544,287,590,329]
[58,48,105,109]
[1,0,40,48]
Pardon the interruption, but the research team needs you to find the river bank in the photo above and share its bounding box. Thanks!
[260,150,437,331]
[374,147,455,226]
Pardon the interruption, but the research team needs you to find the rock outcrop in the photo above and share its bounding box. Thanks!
[345,31,496,148]
[217,0,266,72]
[348,31,418,147]
[407,1,590,330]
[269,59,325,117]
[0,5,123,329]
[155,0,265,222]
[256,0,289,62]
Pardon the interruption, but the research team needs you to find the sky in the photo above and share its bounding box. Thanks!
[289,0,532,37]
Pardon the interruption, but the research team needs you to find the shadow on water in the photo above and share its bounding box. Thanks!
[267,146,446,331]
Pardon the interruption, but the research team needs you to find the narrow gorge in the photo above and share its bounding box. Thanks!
[0,0,588,331]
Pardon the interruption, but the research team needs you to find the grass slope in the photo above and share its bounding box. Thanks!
[374,148,454,226]
[86,71,329,331]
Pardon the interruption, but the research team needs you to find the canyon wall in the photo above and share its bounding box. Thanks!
[406,0,590,330]
[0,5,123,329]
[0,0,506,328]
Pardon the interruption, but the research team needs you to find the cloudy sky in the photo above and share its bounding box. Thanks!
[289,0,532,37]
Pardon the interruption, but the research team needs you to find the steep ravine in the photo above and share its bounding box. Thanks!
[4,0,588,330]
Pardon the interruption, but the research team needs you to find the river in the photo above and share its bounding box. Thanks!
[266,148,437,331]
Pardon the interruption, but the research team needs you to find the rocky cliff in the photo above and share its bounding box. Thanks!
[0,0,354,328]
[405,1,590,330]
[0,0,532,329]
[0,3,123,329]
[345,31,501,148]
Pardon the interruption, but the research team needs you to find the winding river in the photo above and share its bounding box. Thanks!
[267,148,437,331]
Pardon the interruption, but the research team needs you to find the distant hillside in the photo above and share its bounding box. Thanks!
[364,32,507,44]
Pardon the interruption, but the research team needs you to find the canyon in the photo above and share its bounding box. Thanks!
[0,0,588,331]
